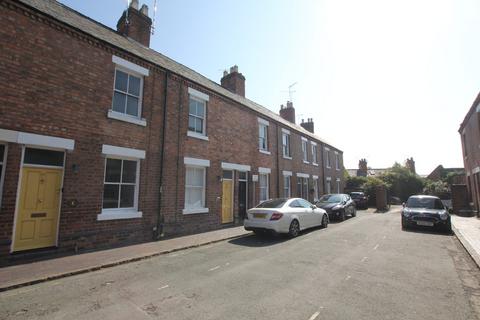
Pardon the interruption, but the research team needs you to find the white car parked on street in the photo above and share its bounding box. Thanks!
[244,198,328,237]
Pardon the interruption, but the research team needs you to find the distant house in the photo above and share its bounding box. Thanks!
[347,159,387,178]
[427,165,465,184]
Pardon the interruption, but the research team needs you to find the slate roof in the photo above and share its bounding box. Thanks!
[18,0,341,151]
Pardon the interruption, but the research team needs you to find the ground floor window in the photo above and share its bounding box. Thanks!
[283,175,291,198]
[336,179,341,193]
[185,166,207,210]
[103,158,139,209]
[259,173,269,202]
[297,177,309,200]
[326,178,331,194]
[313,178,319,201]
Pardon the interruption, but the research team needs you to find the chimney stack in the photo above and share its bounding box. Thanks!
[279,101,296,124]
[300,118,314,133]
[220,65,246,97]
[117,1,152,47]
[357,159,368,177]
[405,157,416,174]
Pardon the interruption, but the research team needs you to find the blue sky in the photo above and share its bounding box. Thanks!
[60,0,480,175]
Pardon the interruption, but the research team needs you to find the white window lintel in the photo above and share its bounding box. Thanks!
[301,137,308,142]
[311,141,317,146]
[221,162,251,172]
[326,177,332,181]
[281,128,290,135]
[296,173,309,178]
[312,175,319,180]
[0,129,75,151]
[258,118,269,126]
[259,167,271,174]
[112,55,149,76]
[102,144,145,159]
[184,157,210,167]
[188,87,210,101]
[282,170,293,176]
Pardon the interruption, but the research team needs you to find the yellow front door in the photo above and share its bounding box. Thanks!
[13,167,63,252]
[222,179,233,223]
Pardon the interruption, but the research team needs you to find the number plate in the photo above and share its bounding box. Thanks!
[253,213,267,219]
[417,221,434,227]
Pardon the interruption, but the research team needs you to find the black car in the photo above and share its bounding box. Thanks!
[350,192,368,209]
[401,195,451,232]
[316,194,356,221]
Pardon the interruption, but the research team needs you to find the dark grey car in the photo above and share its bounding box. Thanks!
[401,195,452,232]
[315,194,356,221]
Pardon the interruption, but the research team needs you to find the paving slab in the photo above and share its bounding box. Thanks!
[451,215,480,268]
[0,226,250,291]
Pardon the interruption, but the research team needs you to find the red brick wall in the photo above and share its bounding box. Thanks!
[460,108,480,212]
[0,1,345,259]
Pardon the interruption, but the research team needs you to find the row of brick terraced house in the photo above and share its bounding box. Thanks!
[0,0,344,261]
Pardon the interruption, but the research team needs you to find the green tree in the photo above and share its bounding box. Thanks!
[379,163,424,201]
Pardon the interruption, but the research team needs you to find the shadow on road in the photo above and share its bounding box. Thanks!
[228,234,288,247]
[402,226,453,237]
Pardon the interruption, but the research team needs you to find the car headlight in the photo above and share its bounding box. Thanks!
[438,211,448,221]
[403,209,411,217]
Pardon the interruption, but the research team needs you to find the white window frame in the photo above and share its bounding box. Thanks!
[98,144,145,221]
[283,172,291,198]
[282,129,291,159]
[259,173,269,203]
[325,147,331,168]
[312,142,318,165]
[326,177,332,194]
[302,137,308,163]
[187,87,209,141]
[0,143,7,209]
[335,151,340,170]
[183,156,210,214]
[312,175,319,201]
[108,56,148,127]
[336,178,341,193]
[258,118,270,154]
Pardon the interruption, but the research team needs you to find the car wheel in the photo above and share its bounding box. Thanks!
[321,214,328,229]
[443,220,452,234]
[401,218,407,230]
[288,220,300,238]
[339,210,346,221]
[352,207,357,217]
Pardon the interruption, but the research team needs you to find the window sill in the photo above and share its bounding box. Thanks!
[283,155,292,160]
[183,207,209,215]
[326,166,332,169]
[312,162,319,166]
[107,110,147,127]
[259,149,271,155]
[187,131,209,141]
[303,160,310,164]
[97,209,143,221]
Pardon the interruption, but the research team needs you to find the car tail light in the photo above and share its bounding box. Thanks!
[270,212,283,221]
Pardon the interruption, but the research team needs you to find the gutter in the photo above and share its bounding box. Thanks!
[154,70,170,240]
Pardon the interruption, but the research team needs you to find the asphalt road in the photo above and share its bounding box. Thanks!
[1,208,480,320]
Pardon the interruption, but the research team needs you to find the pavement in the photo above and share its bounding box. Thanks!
[0,226,250,292]
[2,206,480,320]
[451,214,480,269]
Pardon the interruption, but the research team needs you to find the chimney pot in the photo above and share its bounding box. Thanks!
[300,116,314,133]
[223,70,228,77]
[140,4,149,16]
[130,0,139,9]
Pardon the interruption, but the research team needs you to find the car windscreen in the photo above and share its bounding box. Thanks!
[256,199,287,208]
[350,193,364,198]
[406,197,444,210]
[319,194,343,203]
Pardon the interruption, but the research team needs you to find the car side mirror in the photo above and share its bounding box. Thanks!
[448,208,453,214]
[311,205,316,209]
[402,202,405,208]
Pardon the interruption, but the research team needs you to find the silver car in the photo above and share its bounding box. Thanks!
[244,198,328,237]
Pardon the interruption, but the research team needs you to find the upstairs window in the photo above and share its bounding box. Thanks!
[325,148,331,168]
[282,130,291,158]
[335,152,340,170]
[312,143,318,164]
[302,138,308,162]
[189,97,206,135]
[112,69,142,117]
[258,119,269,153]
